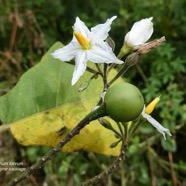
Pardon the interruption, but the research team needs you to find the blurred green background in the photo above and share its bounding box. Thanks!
[0,0,186,185]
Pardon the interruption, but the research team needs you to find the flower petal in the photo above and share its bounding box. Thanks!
[72,51,87,85]
[88,41,123,64]
[124,17,153,49]
[74,17,91,39]
[142,110,172,140]
[51,41,80,61]
[90,16,117,41]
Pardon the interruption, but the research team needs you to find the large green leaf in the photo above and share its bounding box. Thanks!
[0,42,77,123]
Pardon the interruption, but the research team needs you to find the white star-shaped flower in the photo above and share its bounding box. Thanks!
[142,96,172,140]
[51,16,123,85]
[124,17,154,50]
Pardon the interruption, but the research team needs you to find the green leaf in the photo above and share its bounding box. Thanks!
[0,42,79,123]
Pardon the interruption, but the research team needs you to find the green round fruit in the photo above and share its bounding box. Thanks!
[104,82,144,122]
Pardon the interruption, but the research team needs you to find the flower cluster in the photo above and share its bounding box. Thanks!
[51,16,171,140]
[52,16,154,85]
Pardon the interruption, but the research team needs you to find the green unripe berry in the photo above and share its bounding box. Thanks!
[104,83,144,122]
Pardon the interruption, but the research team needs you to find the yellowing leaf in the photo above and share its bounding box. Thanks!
[11,100,121,156]
[0,42,123,156]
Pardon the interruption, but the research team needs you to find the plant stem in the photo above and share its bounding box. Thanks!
[80,144,127,186]
[103,63,108,91]
[108,63,129,86]
[95,63,103,77]
[128,116,142,141]
[147,139,156,186]
[123,123,128,145]
[116,122,124,137]
[136,64,148,83]
[7,105,106,186]
[168,151,177,186]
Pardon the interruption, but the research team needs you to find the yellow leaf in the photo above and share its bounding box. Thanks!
[11,100,121,156]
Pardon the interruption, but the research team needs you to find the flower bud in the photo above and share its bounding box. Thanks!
[78,81,90,92]
[124,17,153,51]
[125,52,139,67]
[145,96,161,114]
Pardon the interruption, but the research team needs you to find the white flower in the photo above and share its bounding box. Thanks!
[142,96,172,140]
[51,16,123,85]
[124,17,153,50]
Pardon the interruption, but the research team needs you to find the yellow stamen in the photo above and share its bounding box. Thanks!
[145,96,161,114]
[74,31,91,50]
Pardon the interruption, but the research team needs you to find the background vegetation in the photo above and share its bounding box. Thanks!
[0,0,186,185]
